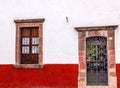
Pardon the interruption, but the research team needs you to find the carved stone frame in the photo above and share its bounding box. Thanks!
[75,25,118,88]
[14,19,45,68]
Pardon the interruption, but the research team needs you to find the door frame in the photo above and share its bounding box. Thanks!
[75,25,118,88]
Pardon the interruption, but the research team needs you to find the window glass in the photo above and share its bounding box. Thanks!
[32,37,39,45]
[32,46,38,54]
[22,38,29,45]
[22,46,29,54]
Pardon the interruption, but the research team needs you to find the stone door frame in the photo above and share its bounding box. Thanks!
[75,25,118,88]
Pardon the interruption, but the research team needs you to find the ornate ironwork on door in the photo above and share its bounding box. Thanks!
[86,36,108,85]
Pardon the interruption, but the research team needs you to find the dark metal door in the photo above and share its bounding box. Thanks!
[86,36,108,85]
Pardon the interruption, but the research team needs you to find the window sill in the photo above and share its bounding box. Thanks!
[13,64,44,69]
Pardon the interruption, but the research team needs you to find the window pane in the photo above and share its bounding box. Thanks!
[22,46,29,54]
[22,38,29,45]
[32,37,39,45]
[32,46,38,54]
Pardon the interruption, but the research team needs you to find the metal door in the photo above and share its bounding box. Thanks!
[86,36,108,85]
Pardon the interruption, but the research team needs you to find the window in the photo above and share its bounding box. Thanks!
[21,27,39,64]
[14,19,45,68]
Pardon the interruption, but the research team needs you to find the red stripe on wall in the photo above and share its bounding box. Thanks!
[0,64,78,88]
[116,64,120,88]
[1,64,120,88]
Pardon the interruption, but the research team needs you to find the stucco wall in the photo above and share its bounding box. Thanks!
[0,0,120,64]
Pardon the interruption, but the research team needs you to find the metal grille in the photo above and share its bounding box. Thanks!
[86,36,108,85]
[21,27,39,64]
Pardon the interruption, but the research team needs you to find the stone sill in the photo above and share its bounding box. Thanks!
[13,64,44,69]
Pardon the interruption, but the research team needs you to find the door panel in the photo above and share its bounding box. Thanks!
[21,28,30,37]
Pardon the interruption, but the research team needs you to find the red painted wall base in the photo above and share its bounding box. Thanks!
[116,64,120,88]
[0,64,120,88]
[0,64,78,88]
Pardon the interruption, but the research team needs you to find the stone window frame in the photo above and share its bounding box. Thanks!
[14,19,45,68]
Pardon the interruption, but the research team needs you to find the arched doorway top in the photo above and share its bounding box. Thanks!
[75,25,118,40]
[86,35,107,38]
[86,36,107,45]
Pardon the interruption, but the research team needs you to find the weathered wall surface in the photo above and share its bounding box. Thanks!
[0,64,120,88]
[0,64,78,88]
[0,0,120,64]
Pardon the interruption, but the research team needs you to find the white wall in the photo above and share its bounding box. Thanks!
[0,0,120,64]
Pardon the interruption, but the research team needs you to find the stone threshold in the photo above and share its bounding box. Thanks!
[13,64,44,69]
